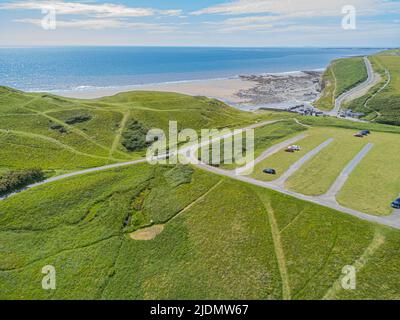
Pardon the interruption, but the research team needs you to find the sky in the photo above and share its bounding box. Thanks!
[0,0,399,47]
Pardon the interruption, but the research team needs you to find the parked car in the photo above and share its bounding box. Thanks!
[263,168,276,175]
[354,133,364,138]
[286,145,301,152]
[392,198,400,209]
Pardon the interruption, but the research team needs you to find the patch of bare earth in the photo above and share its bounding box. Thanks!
[130,225,164,241]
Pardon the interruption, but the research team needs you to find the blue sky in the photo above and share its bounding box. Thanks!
[0,0,399,47]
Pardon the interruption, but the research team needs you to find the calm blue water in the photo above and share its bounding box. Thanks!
[0,47,382,92]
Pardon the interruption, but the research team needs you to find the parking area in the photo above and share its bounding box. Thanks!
[250,127,334,182]
[249,126,400,216]
[337,131,400,216]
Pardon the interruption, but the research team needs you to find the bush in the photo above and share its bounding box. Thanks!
[65,115,92,125]
[0,169,45,197]
[50,124,68,134]
[121,120,151,152]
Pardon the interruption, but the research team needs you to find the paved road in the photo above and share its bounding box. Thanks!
[330,57,376,117]
[0,120,280,201]
[272,138,334,187]
[193,161,400,230]
[319,143,374,202]
[2,118,400,230]
[235,133,308,175]
[0,158,149,201]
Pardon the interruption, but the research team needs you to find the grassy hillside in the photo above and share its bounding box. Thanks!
[2,84,400,300]
[0,87,282,173]
[345,50,400,125]
[1,163,400,300]
[314,57,368,110]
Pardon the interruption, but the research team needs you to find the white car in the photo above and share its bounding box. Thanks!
[289,145,301,151]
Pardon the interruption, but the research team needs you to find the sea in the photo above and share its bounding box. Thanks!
[0,47,383,93]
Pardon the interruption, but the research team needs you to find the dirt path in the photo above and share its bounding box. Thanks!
[129,179,224,241]
[109,110,130,161]
[0,128,114,161]
[322,232,385,300]
[260,199,291,300]
[364,69,392,120]
[167,179,224,223]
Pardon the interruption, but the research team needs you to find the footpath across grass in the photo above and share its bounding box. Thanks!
[2,164,400,299]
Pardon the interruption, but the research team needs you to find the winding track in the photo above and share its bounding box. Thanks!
[329,57,376,117]
[2,119,400,229]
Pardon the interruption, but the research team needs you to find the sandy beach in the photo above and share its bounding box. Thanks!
[54,77,255,103]
[55,71,323,110]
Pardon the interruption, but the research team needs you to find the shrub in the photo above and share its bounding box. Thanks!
[121,120,151,152]
[65,115,92,125]
[50,124,68,134]
[0,169,45,197]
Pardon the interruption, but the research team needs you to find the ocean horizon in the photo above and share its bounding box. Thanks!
[0,46,383,92]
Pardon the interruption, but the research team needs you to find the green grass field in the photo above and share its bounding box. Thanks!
[286,127,367,195]
[314,57,368,111]
[2,163,400,299]
[201,119,306,169]
[337,131,400,216]
[2,81,400,300]
[0,87,284,172]
[346,50,400,125]
[250,127,331,182]
[248,120,400,216]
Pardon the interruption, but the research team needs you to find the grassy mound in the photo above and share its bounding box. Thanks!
[0,87,280,172]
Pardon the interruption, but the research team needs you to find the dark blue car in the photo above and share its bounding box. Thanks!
[263,168,276,175]
[392,198,400,209]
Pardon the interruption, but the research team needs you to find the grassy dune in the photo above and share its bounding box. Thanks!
[2,83,400,300]
[314,57,368,110]
[0,87,282,172]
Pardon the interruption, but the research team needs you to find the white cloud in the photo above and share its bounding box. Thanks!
[192,0,400,16]
[14,17,178,32]
[0,1,182,17]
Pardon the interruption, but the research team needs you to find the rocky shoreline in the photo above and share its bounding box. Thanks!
[235,71,323,108]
